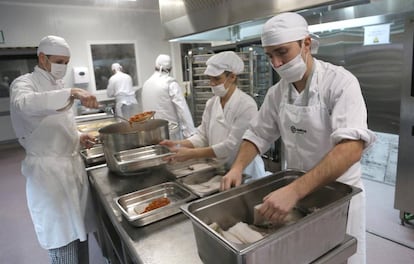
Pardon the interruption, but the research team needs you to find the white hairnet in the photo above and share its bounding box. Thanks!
[204,51,244,76]
[155,54,172,70]
[37,35,71,57]
[261,12,309,47]
[111,63,122,72]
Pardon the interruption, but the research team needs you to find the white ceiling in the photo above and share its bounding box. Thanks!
[0,0,159,11]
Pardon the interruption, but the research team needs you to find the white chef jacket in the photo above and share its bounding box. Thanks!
[244,58,376,264]
[142,71,196,139]
[189,88,266,179]
[107,71,138,118]
[9,66,96,249]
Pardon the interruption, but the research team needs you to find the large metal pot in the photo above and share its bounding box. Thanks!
[99,119,169,173]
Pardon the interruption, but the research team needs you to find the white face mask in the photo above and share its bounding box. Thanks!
[273,46,307,83]
[211,77,229,97]
[46,56,67,80]
[50,63,67,80]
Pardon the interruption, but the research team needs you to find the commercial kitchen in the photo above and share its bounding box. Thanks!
[1,0,414,264]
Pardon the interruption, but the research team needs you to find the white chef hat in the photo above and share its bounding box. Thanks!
[204,51,244,76]
[155,54,172,70]
[37,35,71,57]
[261,12,310,47]
[111,63,122,72]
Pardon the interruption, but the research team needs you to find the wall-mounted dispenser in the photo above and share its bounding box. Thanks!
[73,66,89,84]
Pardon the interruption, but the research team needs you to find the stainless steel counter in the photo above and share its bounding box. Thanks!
[88,165,203,264]
[88,165,357,264]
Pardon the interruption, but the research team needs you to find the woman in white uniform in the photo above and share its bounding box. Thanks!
[9,35,99,264]
[161,51,266,179]
[221,13,376,264]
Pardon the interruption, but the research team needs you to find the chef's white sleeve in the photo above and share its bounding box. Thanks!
[187,99,212,148]
[211,101,257,159]
[11,79,71,115]
[328,73,376,150]
[106,77,115,97]
[169,81,197,138]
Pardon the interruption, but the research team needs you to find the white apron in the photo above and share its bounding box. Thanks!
[207,99,265,180]
[279,84,366,264]
[21,110,96,249]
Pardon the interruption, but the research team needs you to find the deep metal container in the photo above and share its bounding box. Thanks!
[98,119,169,174]
[181,170,361,264]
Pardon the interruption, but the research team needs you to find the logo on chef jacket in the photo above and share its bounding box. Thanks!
[290,125,307,134]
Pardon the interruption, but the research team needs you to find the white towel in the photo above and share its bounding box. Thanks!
[209,221,264,244]
[185,175,222,195]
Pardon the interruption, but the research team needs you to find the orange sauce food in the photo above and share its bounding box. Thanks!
[129,111,155,123]
[141,197,170,214]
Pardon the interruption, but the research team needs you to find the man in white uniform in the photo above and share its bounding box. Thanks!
[106,62,139,118]
[142,54,196,140]
[161,51,266,179]
[10,35,99,264]
[221,13,376,264]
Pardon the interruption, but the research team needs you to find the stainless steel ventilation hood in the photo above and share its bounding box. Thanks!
[158,0,369,40]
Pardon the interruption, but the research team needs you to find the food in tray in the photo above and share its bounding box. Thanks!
[129,111,155,123]
[137,197,171,214]
[209,222,264,244]
[253,203,305,228]
[183,175,222,195]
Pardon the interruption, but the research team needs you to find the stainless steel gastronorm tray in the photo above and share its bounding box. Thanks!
[181,169,361,264]
[113,145,172,173]
[80,145,105,165]
[115,182,197,227]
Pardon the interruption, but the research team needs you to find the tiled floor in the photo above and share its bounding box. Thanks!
[1,142,414,264]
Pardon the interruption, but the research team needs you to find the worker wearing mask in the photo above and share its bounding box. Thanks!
[161,51,266,180]
[106,62,139,118]
[221,13,376,264]
[9,35,99,264]
[142,54,196,140]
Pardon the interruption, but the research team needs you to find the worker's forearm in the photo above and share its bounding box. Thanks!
[176,139,194,148]
[192,147,216,159]
[290,139,364,200]
[230,140,260,173]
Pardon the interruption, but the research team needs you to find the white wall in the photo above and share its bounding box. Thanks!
[0,2,170,96]
[0,2,171,141]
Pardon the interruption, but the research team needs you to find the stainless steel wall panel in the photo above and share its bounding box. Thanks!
[314,20,405,134]
[394,17,414,215]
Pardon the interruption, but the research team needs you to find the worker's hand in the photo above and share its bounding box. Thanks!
[72,88,99,109]
[258,185,300,224]
[159,139,177,149]
[80,133,97,149]
[220,168,243,191]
